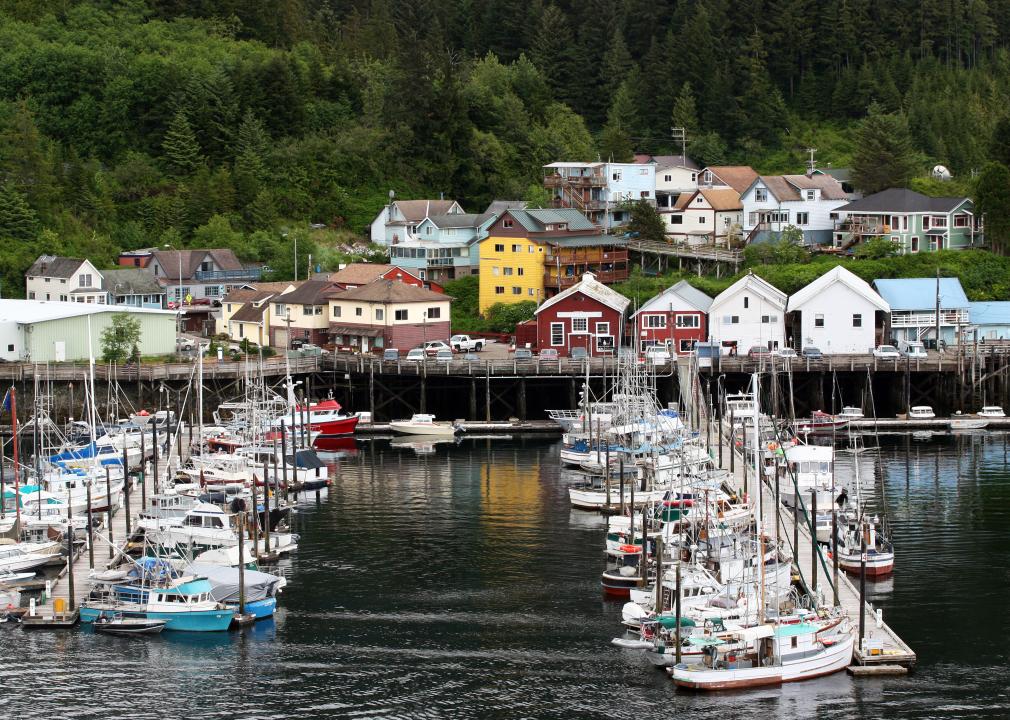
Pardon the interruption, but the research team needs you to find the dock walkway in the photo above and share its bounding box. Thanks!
[722,419,916,667]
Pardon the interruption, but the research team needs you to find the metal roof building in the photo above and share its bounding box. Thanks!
[0,300,177,362]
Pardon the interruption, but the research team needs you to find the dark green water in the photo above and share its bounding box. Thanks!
[1,434,1008,719]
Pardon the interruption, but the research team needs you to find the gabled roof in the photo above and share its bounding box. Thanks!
[535,272,631,316]
[230,302,270,323]
[838,188,970,214]
[969,301,1010,327]
[27,256,87,279]
[485,200,527,215]
[544,235,627,248]
[700,188,742,211]
[505,208,598,233]
[276,279,338,305]
[103,268,163,295]
[151,249,243,281]
[391,199,460,223]
[873,278,969,311]
[633,280,713,317]
[328,278,449,304]
[224,289,278,305]
[788,266,889,312]
[328,263,395,286]
[650,154,701,171]
[701,166,759,193]
[750,174,848,202]
[425,213,493,229]
[711,272,787,310]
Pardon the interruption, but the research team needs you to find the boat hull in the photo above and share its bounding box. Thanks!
[388,422,457,436]
[229,597,276,620]
[81,606,234,632]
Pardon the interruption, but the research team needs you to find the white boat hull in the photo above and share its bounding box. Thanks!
[569,488,666,510]
[388,422,458,436]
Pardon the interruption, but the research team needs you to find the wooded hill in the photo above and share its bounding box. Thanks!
[1,0,1010,295]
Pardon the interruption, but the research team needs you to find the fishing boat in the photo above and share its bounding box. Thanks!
[907,405,935,419]
[0,541,62,572]
[81,575,235,632]
[835,513,894,577]
[389,414,460,436]
[793,411,848,435]
[978,406,1006,418]
[188,562,284,620]
[838,406,864,419]
[669,617,854,689]
[94,613,167,636]
[779,443,835,510]
[272,398,359,436]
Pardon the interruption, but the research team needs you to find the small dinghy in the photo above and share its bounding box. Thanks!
[94,613,167,636]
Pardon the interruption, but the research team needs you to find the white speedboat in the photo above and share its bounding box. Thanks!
[838,406,864,419]
[389,414,460,436]
[978,406,1006,418]
[0,542,62,572]
[907,405,935,419]
[949,416,988,430]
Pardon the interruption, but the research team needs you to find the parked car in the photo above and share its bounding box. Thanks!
[773,347,797,358]
[435,348,453,362]
[176,337,195,351]
[801,346,822,359]
[405,348,425,362]
[570,347,588,361]
[450,335,484,352]
[747,345,771,358]
[514,348,533,361]
[644,345,672,364]
[872,345,901,359]
[382,348,399,361]
[463,352,481,362]
[899,340,928,358]
[538,348,559,360]
[423,340,452,357]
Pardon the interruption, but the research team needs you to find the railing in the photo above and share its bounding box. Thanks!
[544,268,629,288]
[626,239,743,264]
[890,311,970,327]
[543,173,607,188]
[193,268,264,281]
[546,248,629,265]
[0,355,321,382]
[322,352,641,378]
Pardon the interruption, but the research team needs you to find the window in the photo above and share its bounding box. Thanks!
[551,322,564,346]
[748,212,758,226]
[703,170,712,184]
[426,226,433,236]
[511,244,521,253]
[852,314,862,327]
[6,345,12,353]
[805,190,815,200]
[516,267,525,276]
[427,307,440,319]
[595,321,610,335]
[796,212,809,225]
[492,267,499,276]
[911,236,920,252]
[332,306,341,318]
[275,303,287,316]
[529,288,536,297]
[644,315,666,329]
[724,315,739,324]
[60,279,66,284]
[80,274,92,287]
[743,296,749,309]
[375,309,384,320]
[695,196,704,204]
[512,286,522,295]
[503,219,513,229]
[494,243,505,252]
[226,303,232,313]
[495,286,505,295]
[679,339,696,353]
[43,277,49,283]
[355,307,363,317]
[814,314,824,328]
[954,214,969,228]
[97,296,105,304]
[572,317,588,332]
[699,216,706,224]
[503,267,513,276]
[238,324,244,338]
[755,188,768,202]
[527,245,534,253]
[395,309,408,321]
[932,215,948,228]
[612,170,622,181]
[691,173,697,182]
[676,314,700,328]
[670,215,683,225]
[45,294,50,300]
[28,292,35,299]
[664,174,672,182]
[922,216,930,230]
[60,294,67,302]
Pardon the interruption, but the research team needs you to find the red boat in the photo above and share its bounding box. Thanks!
[274,399,359,436]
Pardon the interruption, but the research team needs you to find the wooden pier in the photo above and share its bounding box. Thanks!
[721,419,917,668]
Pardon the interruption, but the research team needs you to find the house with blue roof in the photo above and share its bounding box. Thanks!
[388,212,498,286]
[873,277,970,347]
[968,302,1010,341]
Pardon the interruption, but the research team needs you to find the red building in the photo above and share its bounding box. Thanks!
[630,279,712,355]
[532,272,630,357]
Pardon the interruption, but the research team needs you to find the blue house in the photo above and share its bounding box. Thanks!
[968,301,1010,341]
[873,277,970,347]
[389,212,498,285]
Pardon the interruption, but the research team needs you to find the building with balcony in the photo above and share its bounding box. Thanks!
[269,279,340,348]
[832,188,981,253]
[370,198,465,246]
[477,207,619,313]
[148,249,263,304]
[667,188,744,246]
[327,279,452,354]
[740,173,849,245]
[873,277,970,347]
[388,212,496,285]
[543,161,655,231]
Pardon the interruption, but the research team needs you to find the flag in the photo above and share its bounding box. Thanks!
[1,388,10,413]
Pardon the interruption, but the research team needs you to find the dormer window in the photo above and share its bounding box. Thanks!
[755,189,768,202]
[805,190,816,200]
[503,219,513,228]
[557,223,566,230]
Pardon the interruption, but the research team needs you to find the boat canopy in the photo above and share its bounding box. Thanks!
[734,625,775,641]
[688,636,725,647]
[187,562,282,603]
[774,622,819,637]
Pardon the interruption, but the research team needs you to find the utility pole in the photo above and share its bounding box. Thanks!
[935,267,941,353]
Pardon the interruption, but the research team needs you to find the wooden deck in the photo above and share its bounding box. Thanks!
[0,356,321,382]
[323,352,636,378]
[723,420,917,667]
[626,239,743,265]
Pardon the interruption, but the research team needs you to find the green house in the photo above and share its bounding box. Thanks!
[832,188,982,254]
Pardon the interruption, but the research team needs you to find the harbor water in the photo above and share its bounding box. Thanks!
[2,433,1009,719]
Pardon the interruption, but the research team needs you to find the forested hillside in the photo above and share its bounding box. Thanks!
[2,0,1010,295]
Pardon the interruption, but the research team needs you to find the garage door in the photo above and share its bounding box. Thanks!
[274,329,288,349]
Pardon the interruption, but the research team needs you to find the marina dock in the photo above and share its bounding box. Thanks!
[721,418,917,668]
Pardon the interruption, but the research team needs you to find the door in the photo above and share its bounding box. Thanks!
[274,328,288,349]
[54,341,66,362]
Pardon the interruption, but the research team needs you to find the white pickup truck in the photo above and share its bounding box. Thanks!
[450,335,484,352]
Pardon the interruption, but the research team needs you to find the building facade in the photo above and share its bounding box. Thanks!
[741,173,849,245]
[786,266,890,354]
[532,273,630,357]
[328,280,452,353]
[543,161,655,230]
[631,280,713,354]
[370,199,465,246]
[667,188,744,246]
[269,280,339,348]
[149,249,263,304]
[873,277,970,347]
[26,256,105,304]
[708,272,787,353]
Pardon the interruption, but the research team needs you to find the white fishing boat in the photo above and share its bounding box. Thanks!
[389,414,460,436]
[838,406,864,419]
[0,541,62,572]
[948,416,988,430]
[780,444,835,510]
[907,405,935,419]
[978,406,1006,418]
[669,617,854,689]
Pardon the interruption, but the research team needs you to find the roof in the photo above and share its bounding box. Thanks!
[425,213,493,229]
[150,249,243,281]
[872,278,969,311]
[392,199,459,222]
[328,263,394,285]
[969,301,1010,327]
[544,162,604,169]
[838,188,970,214]
[711,272,787,310]
[787,266,889,312]
[504,208,598,233]
[230,302,269,323]
[27,256,86,279]
[224,282,297,304]
[752,174,848,202]
[535,272,631,316]
[329,279,450,304]
[652,154,700,171]
[485,200,527,215]
[277,279,339,305]
[103,268,163,295]
[0,299,175,324]
[702,166,759,193]
[545,235,628,248]
[700,188,742,211]
[633,280,713,316]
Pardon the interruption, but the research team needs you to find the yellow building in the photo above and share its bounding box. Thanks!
[478,208,600,314]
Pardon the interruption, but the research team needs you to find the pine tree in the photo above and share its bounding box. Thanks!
[0,101,57,213]
[0,184,39,242]
[735,30,786,147]
[599,79,636,161]
[162,110,203,178]
[975,162,1010,255]
[601,28,633,100]
[990,116,1010,167]
[851,103,918,194]
[671,81,700,137]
